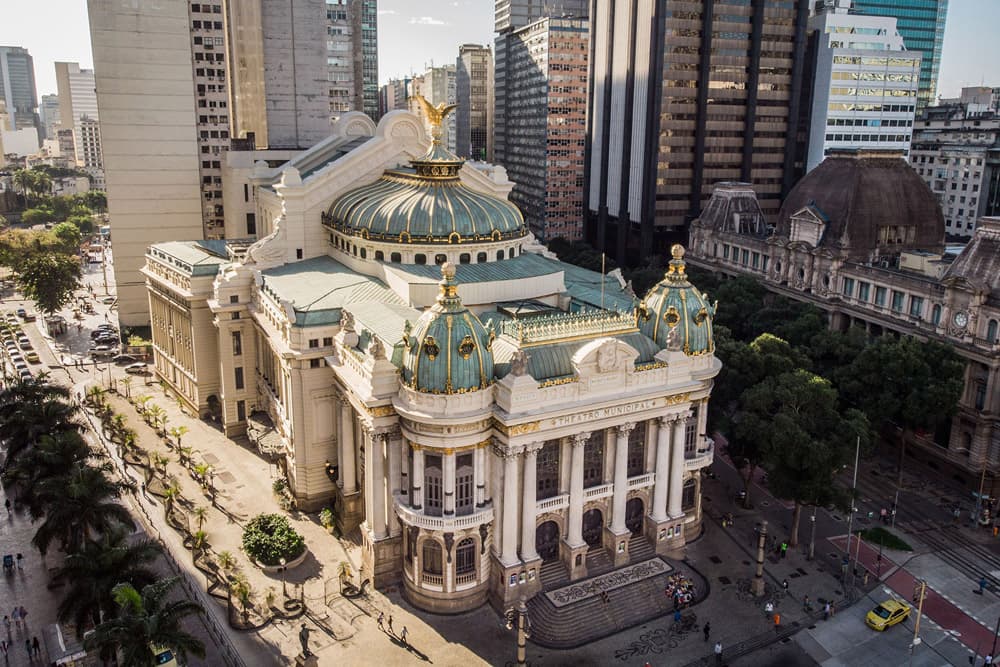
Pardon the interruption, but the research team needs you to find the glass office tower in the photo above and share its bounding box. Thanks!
[851,0,949,110]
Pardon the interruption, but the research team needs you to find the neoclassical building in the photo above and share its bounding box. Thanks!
[688,150,1000,482]
[144,107,719,613]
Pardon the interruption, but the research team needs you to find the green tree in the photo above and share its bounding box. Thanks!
[50,221,83,253]
[67,213,96,234]
[1,431,92,516]
[736,369,870,546]
[83,190,107,213]
[32,464,135,555]
[0,380,79,465]
[711,275,767,340]
[16,252,81,316]
[839,336,964,485]
[85,578,205,666]
[21,207,57,226]
[53,526,162,636]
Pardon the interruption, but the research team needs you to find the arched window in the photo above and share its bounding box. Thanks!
[352,245,358,256]
[931,304,942,326]
[375,250,384,261]
[424,454,442,516]
[390,252,401,263]
[456,453,474,515]
[988,319,999,343]
[360,248,367,259]
[627,421,647,477]
[477,252,487,263]
[682,479,696,511]
[509,248,515,259]
[496,250,504,261]
[536,440,560,500]
[455,538,476,577]
[435,254,447,265]
[422,541,442,575]
[415,254,427,265]
[459,253,471,264]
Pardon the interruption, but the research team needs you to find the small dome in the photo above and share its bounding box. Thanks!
[776,152,944,258]
[326,140,525,245]
[401,263,495,394]
[637,245,716,356]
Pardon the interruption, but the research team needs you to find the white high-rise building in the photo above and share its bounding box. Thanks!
[54,62,103,174]
[806,0,921,172]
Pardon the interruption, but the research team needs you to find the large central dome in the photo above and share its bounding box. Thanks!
[325,134,525,245]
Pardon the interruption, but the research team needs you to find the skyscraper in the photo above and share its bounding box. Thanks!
[586,0,811,264]
[0,46,39,133]
[806,1,920,171]
[39,94,60,141]
[851,0,948,110]
[54,62,104,176]
[324,0,379,121]
[410,65,456,153]
[456,44,493,161]
[494,17,589,241]
[494,0,589,32]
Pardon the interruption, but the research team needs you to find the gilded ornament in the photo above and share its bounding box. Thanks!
[508,421,540,436]
[423,336,440,360]
[458,335,476,359]
[664,306,680,327]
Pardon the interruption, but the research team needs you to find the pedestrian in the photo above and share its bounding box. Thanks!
[954,507,961,524]
[674,609,682,625]
[765,601,774,617]
[30,636,38,657]
[2,616,9,636]
[714,641,723,666]
[387,615,394,635]
[986,654,993,665]
[803,594,810,610]
[0,639,6,655]
[23,640,28,658]
[377,611,384,631]
[4,499,9,515]
[400,626,408,646]
[782,579,789,591]
[980,577,988,594]
[703,622,711,642]
[823,601,831,620]
[780,541,788,559]
[14,555,21,571]
[17,609,25,629]
[10,610,19,632]
[880,507,888,524]
[773,612,781,629]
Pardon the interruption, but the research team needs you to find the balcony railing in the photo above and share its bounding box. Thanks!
[584,483,614,500]
[394,496,493,531]
[455,572,477,587]
[685,438,715,471]
[628,473,654,489]
[536,494,569,513]
[421,573,443,586]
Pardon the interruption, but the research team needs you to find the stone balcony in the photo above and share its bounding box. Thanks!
[684,438,715,471]
[393,496,494,532]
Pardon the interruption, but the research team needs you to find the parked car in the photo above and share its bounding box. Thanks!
[113,354,138,365]
[13,361,27,372]
[25,351,39,363]
[91,328,117,340]
[101,296,116,305]
[18,369,31,381]
[865,599,911,631]
[124,362,151,376]
[90,346,116,358]
[15,308,26,318]
[17,339,32,351]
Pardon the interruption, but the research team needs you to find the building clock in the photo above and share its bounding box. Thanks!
[953,310,969,329]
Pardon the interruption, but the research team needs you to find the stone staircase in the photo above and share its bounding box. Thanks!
[526,556,682,649]
[539,559,569,590]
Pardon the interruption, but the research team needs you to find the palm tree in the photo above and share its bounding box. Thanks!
[84,577,205,666]
[53,526,162,636]
[192,463,212,487]
[170,425,189,449]
[32,464,135,555]
[190,506,209,533]
[217,550,236,575]
[230,575,254,624]
[191,530,208,554]
[0,390,80,465]
[177,446,194,468]
[162,483,181,520]
[2,431,92,516]
[85,384,107,408]
[121,376,133,399]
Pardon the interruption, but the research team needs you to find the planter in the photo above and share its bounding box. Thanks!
[255,547,309,573]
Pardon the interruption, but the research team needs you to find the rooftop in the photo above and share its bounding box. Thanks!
[147,241,230,277]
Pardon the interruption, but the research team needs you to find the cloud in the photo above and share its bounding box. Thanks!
[378,9,396,15]
[409,16,447,26]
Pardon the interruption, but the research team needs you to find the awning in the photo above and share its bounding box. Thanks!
[42,623,88,665]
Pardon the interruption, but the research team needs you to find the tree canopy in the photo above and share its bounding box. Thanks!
[16,251,82,316]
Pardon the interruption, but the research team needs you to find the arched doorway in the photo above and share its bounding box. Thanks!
[582,509,603,546]
[535,521,560,562]
[625,498,644,536]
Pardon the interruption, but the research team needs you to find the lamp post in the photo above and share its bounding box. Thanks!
[279,557,288,599]
[908,579,926,667]
[505,599,532,666]
[751,520,767,596]
[845,436,860,589]
[808,506,817,561]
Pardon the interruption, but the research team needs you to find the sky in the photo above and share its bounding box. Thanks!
[0,0,996,102]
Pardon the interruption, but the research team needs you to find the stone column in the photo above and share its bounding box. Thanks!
[371,431,387,538]
[668,413,689,518]
[610,422,635,534]
[412,446,424,510]
[697,399,709,448]
[502,447,521,565]
[339,401,357,494]
[651,416,672,522]
[520,443,543,562]
[362,427,376,532]
[443,450,456,516]
[566,432,589,547]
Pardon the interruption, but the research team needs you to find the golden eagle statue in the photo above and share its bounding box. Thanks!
[411,94,457,140]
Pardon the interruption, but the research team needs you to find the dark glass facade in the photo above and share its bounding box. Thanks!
[851,0,949,110]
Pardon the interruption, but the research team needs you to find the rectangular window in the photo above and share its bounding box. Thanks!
[236,400,246,421]
[309,358,322,369]
[229,295,238,304]
[627,422,646,477]
[425,455,442,516]
[583,430,604,489]
[723,244,730,260]
[684,410,698,457]
[751,252,760,269]
[246,213,256,236]
[891,291,905,312]
[741,249,749,265]
[842,277,855,298]
[323,337,333,346]
[875,286,887,307]
[234,367,245,390]
[308,339,319,348]
[908,296,924,318]
[455,454,474,516]
[232,331,242,356]
[536,441,560,500]
[858,282,871,302]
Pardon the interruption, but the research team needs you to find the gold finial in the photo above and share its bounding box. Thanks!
[438,262,459,299]
[411,94,458,142]
[666,244,687,278]
[671,244,685,260]
[441,262,456,281]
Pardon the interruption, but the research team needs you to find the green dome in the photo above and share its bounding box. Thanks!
[637,245,716,356]
[325,140,525,245]
[401,263,495,394]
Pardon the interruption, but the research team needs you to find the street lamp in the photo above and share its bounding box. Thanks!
[908,579,926,667]
[279,557,288,599]
[505,599,532,666]
[808,506,817,561]
[751,520,767,597]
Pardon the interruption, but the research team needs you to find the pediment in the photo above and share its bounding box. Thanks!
[571,338,640,377]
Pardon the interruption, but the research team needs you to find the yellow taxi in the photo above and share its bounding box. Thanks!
[865,599,911,631]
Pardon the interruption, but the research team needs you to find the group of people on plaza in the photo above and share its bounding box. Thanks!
[376,611,409,647]
[1,605,41,661]
[665,573,698,609]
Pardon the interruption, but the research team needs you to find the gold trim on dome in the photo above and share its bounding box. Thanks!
[458,335,476,359]
[423,336,440,360]
[695,307,708,326]
[664,306,680,327]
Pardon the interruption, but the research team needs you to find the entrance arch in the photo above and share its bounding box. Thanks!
[535,521,560,562]
[625,497,644,536]
[582,508,603,546]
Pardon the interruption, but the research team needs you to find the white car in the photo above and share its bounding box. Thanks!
[124,362,151,375]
